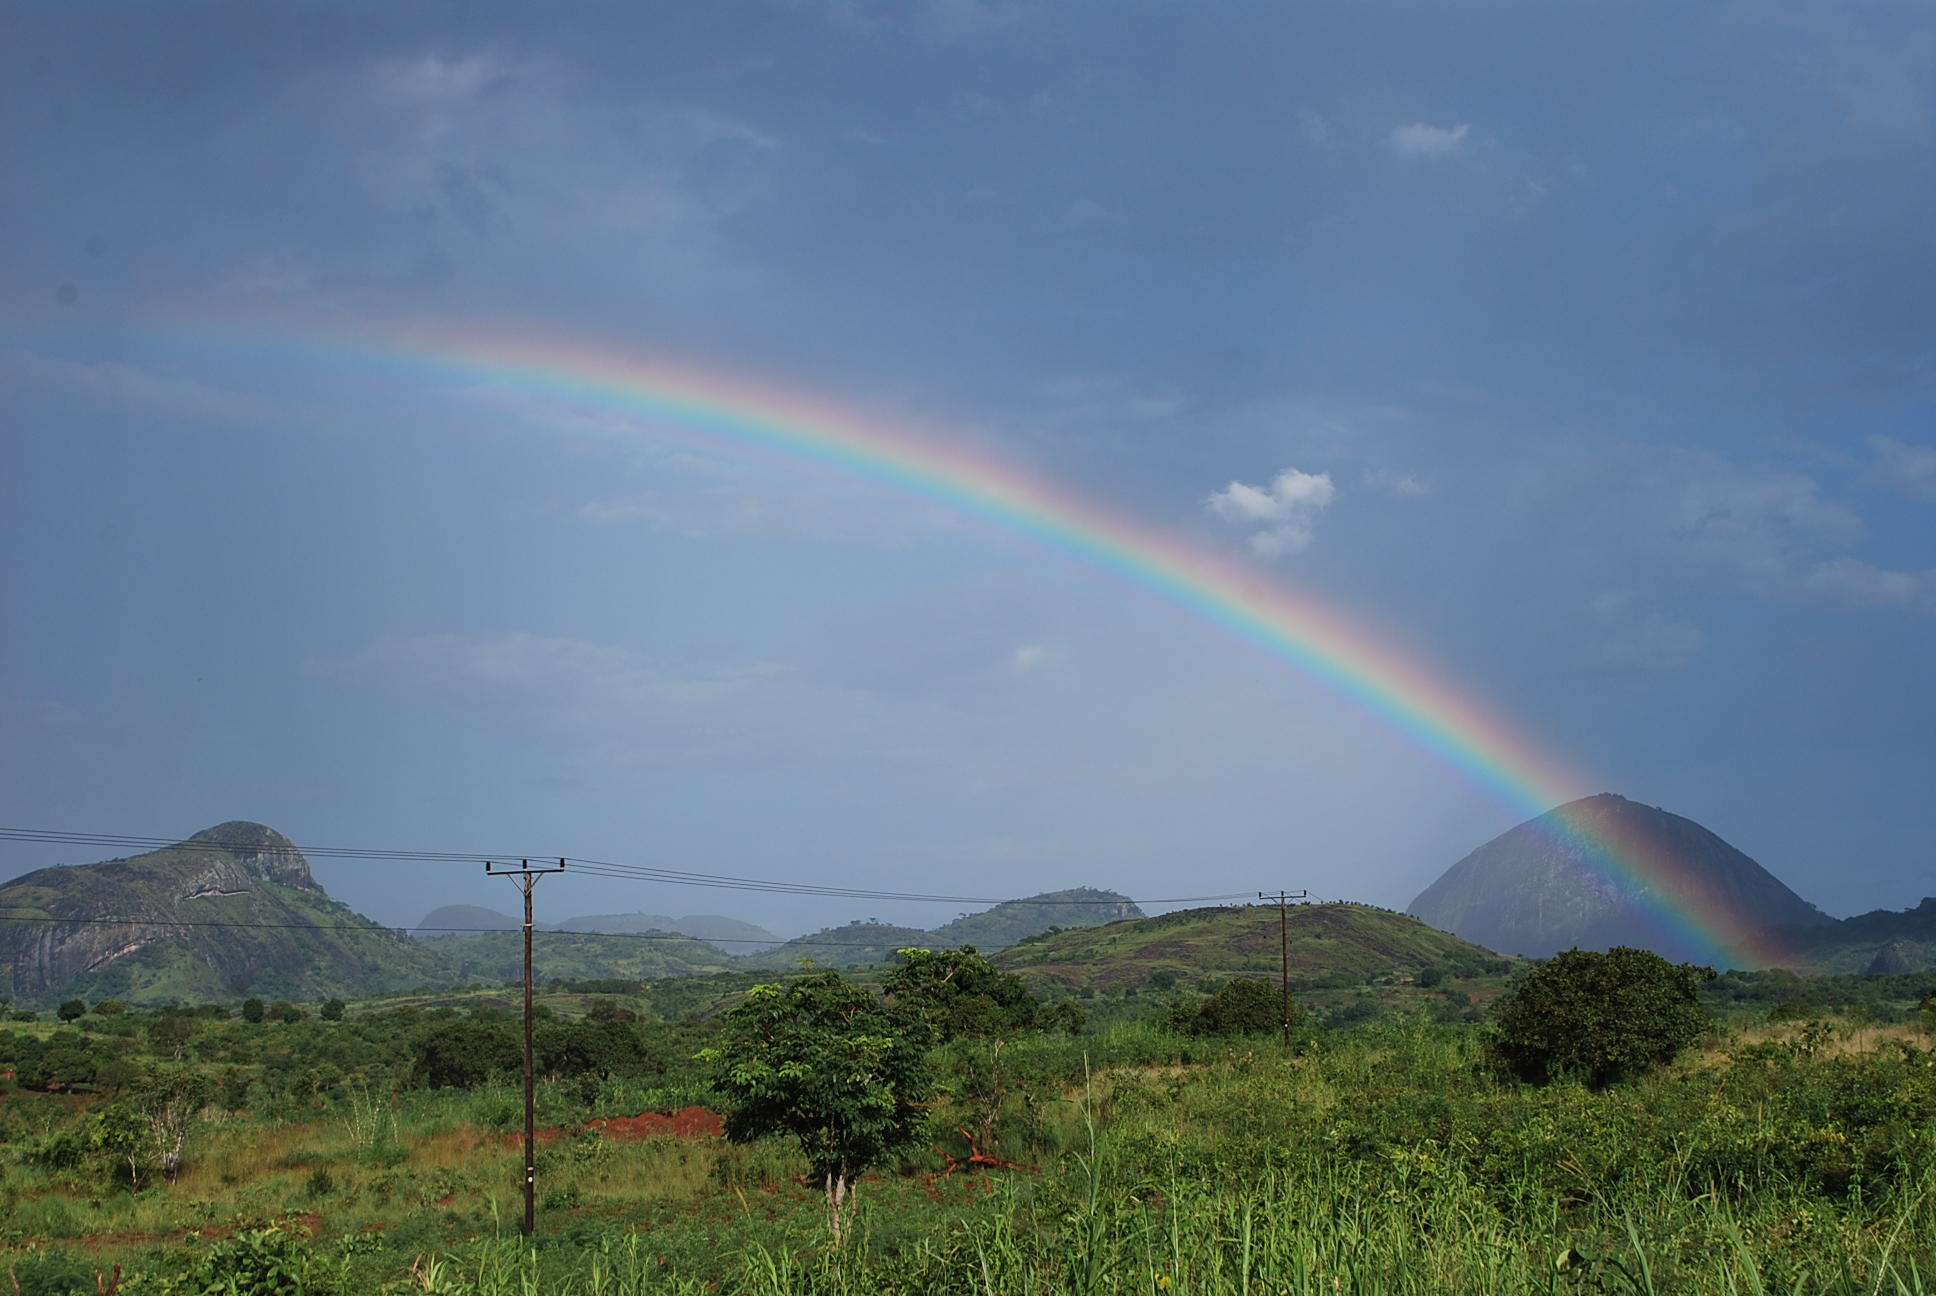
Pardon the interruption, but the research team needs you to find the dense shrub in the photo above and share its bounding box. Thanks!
[412,1020,520,1088]
[883,946,1048,1038]
[536,1018,649,1080]
[1489,946,1713,1087]
[1168,977,1299,1037]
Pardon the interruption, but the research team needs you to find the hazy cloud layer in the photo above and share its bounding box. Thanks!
[4,1,1935,928]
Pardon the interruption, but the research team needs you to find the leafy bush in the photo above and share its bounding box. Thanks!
[882,946,1046,1038]
[412,1020,519,1089]
[1488,946,1713,1087]
[702,971,931,1240]
[160,1225,330,1295]
[4,1248,95,1296]
[536,1017,649,1080]
[1168,977,1298,1037]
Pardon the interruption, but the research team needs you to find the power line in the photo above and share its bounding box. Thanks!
[0,825,1252,908]
[0,909,1027,951]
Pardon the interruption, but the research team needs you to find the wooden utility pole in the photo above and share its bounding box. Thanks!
[1258,891,1307,1049]
[487,858,566,1238]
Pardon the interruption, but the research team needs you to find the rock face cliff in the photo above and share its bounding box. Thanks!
[0,821,444,1005]
[1407,794,1831,967]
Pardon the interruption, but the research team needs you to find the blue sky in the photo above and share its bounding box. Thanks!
[3,1,1933,936]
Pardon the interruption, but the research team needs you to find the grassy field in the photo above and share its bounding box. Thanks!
[2,984,1934,1294]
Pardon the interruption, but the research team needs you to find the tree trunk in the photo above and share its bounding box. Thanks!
[825,1167,852,1244]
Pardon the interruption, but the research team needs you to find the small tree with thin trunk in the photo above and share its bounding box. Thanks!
[702,972,931,1242]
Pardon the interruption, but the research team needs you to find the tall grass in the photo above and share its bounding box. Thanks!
[4,1018,1933,1293]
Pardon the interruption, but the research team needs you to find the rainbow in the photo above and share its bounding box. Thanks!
[140,316,1782,967]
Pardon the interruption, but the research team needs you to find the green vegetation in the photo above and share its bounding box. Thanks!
[742,920,936,971]
[882,946,1075,1038]
[421,930,738,985]
[926,887,1143,951]
[1165,975,1302,1038]
[996,901,1512,993]
[0,960,1930,1292]
[1792,897,1936,973]
[1488,946,1714,1087]
[702,972,933,1240]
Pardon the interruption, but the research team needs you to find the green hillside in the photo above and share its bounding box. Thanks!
[742,920,933,970]
[994,902,1513,992]
[1783,897,1936,973]
[424,929,738,984]
[928,887,1143,950]
[552,911,783,953]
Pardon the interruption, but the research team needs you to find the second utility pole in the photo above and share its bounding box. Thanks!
[1258,890,1307,1049]
[488,857,566,1238]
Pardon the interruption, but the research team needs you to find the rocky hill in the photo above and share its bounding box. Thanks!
[742,919,934,970]
[743,887,1149,970]
[0,822,446,1006]
[1785,897,1936,974]
[1407,794,1832,966]
[928,887,1142,949]
[994,902,1510,993]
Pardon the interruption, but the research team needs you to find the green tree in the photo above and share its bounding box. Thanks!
[149,1013,201,1062]
[882,946,1045,1038]
[413,1019,520,1089]
[57,999,86,1022]
[319,998,347,1022]
[537,1017,647,1081]
[92,1102,152,1189]
[702,972,931,1241]
[1168,977,1295,1038]
[1488,946,1714,1087]
[241,997,265,1024]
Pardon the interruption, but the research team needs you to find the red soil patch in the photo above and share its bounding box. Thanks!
[498,1106,722,1148]
[588,1107,722,1141]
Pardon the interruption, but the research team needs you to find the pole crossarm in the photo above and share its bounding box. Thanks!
[487,859,566,1238]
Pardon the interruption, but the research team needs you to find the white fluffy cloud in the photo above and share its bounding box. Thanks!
[1389,121,1470,161]
[1206,468,1337,557]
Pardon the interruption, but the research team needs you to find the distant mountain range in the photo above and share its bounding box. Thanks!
[5,806,1930,1006]
[0,826,1143,1004]
[411,905,784,953]
[743,888,1146,970]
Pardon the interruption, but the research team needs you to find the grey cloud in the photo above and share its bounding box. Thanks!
[1796,559,1936,613]
[1870,436,1936,500]
[1583,591,1705,674]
